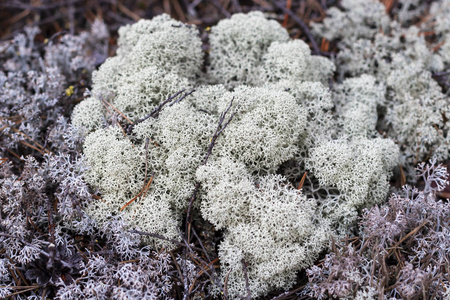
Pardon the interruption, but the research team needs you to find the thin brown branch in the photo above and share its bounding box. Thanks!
[141,138,150,191]
[210,0,231,18]
[181,241,225,297]
[26,216,44,235]
[270,284,307,300]
[170,251,186,293]
[282,0,292,27]
[117,1,140,21]
[185,97,236,244]
[20,140,45,155]
[185,182,201,242]
[11,127,49,153]
[1,0,82,10]
[190,226,212,263]
[168,89,195,107]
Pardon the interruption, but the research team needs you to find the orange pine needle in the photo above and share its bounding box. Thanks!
[6,149,22,160]
[120,192,142,212]
[297,172,307,190]
[11,127,49,152]
[383,0,395,14]
[419,31,436,36]
[399,165,406,187]
[102,99,133,125]
[141,175,154,199]
[91,194,105,202]
[282,0,292,28]
[120,175,154,211]
[432,40,445,52]
[321,38,330,52]
[386,221,429,258]
[117,1,140,21]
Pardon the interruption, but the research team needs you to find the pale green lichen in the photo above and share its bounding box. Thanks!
[259,39,335,85]
[335,74,386,138]
[208,11,290,87]
[117,14,203,80]
[113,66,190,122]
[71,96,105,133]
[307,137,399,229]
[214,85,307,174]
[197,159,329,297]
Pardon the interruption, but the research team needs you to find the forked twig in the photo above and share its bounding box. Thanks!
[180,98,236,298]
[127,88,195,134]
[203,97,236,165]
[168,88,196,107]
[185,98,236,239]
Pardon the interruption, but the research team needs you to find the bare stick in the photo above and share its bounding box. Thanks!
[269,285,307,300]
[185,98,236,239]
[136,89,185,121]
[168,88,196,107]
[432,71,450,78]
[179,98,237,298]
[182,247,190,300]
[191,226,212,263]
[185,182,201,242]
[297,172,307,190]
[180,237,226,297]
[127,89,191,134]
[224,268,232,299]
[170,251,186,296]
[210,0,231,17]
[203,97,236,165]
[190,225,226,297]
[120,138,152,211]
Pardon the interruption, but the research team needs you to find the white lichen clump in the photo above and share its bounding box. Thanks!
[72,11,402,299]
